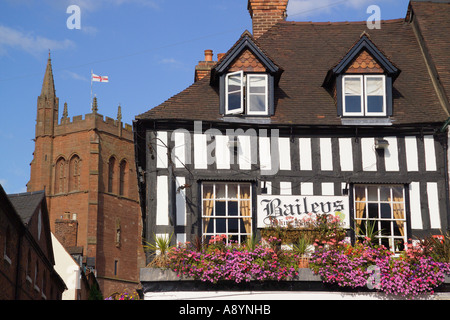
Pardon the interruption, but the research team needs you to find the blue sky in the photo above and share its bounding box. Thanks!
[0,0,410,194]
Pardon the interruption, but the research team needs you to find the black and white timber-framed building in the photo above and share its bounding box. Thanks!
[134,0,450,259]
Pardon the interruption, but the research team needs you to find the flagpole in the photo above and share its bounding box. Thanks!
[90,69,93,111]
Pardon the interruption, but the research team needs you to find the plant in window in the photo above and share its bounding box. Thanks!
[143,233,174,268]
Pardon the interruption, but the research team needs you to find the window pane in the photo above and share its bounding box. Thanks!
[216,184,226,199]
[228,184,238,199]
[203,200,214,216]
[216,201,226,216]
[228,201,238,216]
[249,95,266,112]
[248,76,266,91]
[228,92,241,111]
[228,75,242,92]
[368,186,378,201]
[216,219,226,233]
[366,77,384,95]
[366,77,384,113]
[368,203,378,218]
[240,185,251,199]
[344,77,362,95]
[381,221,391,234]
[392,186,403,200]
[392,203,404,220]
[367,96,383,113]
[240,218,247,233]
[203,184,214,199]
[380,187,390,202]
[229,219,238,233]
[205,219,213,233]
[354,185,366,200]
[345,96,362,113]
[248,75,267,113]
[380,203,391,219]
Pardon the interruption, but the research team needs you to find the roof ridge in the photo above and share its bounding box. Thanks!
[7,189,45,198]
[280,18,404,25]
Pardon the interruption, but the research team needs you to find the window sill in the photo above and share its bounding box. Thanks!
[221,116,271,124]
[340,117,392,126]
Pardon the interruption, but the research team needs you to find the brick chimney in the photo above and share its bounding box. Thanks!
[195,49,216,82]
[248,0,289,38]
[54,213,78,249]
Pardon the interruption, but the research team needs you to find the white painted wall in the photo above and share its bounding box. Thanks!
[51,233,81,300]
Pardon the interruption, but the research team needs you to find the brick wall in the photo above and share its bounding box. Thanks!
[248,0,289,38]
[28,108,145,297]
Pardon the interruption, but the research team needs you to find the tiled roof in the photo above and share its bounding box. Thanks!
[8,190,45,225]
[137,4,450,126]
[410,1,450,105]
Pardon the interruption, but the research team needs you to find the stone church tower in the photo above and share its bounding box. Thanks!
[27,54,145,297]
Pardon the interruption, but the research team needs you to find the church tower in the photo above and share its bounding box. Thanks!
[28,53,59,194]
[28,55,145,298]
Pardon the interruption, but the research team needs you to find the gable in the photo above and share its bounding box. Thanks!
[8,191,55,264]
[344,49,384,74]
[211,30,282,84]
[228,49,267,73]
[330,34,400,78]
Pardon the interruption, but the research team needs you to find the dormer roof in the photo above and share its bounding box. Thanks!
[323,33,400,88]
[137,5,450,126]
[210,30,283,85]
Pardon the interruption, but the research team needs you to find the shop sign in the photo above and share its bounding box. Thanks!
[257,195,350,228]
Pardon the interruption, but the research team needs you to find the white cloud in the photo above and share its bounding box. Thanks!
[160,58,182,65]
[287,0,377,20]
[55,0,161,12]
[62,70,90,82]
[0,25,75,57]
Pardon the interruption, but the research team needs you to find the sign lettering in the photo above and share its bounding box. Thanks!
[257,195,350,228]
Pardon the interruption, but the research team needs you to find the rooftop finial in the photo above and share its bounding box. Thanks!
[117,104,122,122]
[62,102,68,119]
[92,96,98,113]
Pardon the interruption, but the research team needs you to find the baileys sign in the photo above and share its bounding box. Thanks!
[257,195,350,228]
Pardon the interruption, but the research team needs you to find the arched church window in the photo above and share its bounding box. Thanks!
[69,155,81,192]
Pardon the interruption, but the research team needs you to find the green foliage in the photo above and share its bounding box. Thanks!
[143,233,174,268]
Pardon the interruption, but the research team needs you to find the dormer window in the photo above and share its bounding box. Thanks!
[210,31,283,118]
[225,71,268,115]
[323,34,400,122]
[343,75,386,116]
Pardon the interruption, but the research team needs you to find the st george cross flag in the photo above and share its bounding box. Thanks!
[92,73,109,82]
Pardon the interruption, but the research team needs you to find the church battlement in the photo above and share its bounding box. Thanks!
[56,100,133,140]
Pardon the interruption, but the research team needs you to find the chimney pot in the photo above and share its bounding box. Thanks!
[204,49,213,62]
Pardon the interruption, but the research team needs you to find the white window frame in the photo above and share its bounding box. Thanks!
[225,72,269,116]
[343,75,364,116]
[225,71,244,115]
[364,75,386,116]
[246,74,269,115]
[353,184,407,253]
[342,75,386,117]
[201,182,252,244]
